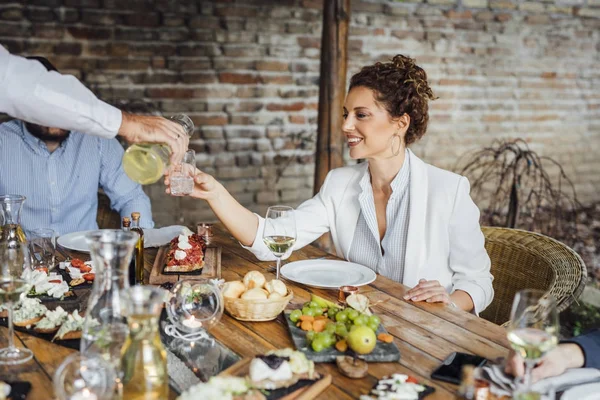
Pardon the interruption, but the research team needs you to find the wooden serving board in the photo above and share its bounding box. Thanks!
[219,357,332,400]
[149,244,221,285]
[283,311,401,363]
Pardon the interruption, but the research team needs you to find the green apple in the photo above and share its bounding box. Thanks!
[346,326,377,355]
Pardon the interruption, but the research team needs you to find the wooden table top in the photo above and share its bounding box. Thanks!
[0,225,511,399]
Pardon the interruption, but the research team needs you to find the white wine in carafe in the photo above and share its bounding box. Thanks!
[122,114,194,185]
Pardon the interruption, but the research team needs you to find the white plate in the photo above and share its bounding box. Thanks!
[280,259,376,289]
[57,231,93,253]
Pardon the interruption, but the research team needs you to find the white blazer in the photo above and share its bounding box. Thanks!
[245,150,494,314]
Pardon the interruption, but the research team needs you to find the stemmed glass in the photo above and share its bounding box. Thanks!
[262,206,296,280]
[53,353,116,400]
[0,242,33,365]
[507,289,559,399]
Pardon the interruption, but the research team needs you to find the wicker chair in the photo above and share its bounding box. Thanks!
[96,191,121,229]
[480,227,587,326]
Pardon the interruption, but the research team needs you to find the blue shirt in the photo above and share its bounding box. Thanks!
[0,120,153,235]
[348,150,410,283]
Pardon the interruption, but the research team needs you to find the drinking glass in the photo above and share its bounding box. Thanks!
[262,206,296,280]
[169,149,196,196]
[507,289,559,399]
[53,353,116,400]
[0,242,33,365]
[27,228,56,272]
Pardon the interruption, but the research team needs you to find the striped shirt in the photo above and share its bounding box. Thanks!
[0,120,153,235]
[348,151,411,282]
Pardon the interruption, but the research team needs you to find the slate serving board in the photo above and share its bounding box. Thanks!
[283,311,401,363]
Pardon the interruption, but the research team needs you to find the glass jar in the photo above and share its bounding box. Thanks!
[80,230,137,397]
[120,286,168,399]
[122,114,194,185]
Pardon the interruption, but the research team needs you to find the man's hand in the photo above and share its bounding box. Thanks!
[118,112,189,165]
[505,343,585,382]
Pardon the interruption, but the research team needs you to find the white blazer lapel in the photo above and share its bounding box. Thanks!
[403,150,428,287]
[335,163,367,260]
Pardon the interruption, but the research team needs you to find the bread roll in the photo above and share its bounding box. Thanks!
[223,281,246,299]
[265,279,287,297]
[243,271,266,289]
[241,288,268,300]
[268,292,283,300]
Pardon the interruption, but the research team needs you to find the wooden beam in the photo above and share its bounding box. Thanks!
[313,0,350,254]
[314,0,350,194]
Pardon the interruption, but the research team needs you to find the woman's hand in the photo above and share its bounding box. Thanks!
[164,168,222,202]
[403,279,451,304]
[505,344,584,382]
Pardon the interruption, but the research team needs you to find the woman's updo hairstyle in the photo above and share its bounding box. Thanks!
[349,54,437,146]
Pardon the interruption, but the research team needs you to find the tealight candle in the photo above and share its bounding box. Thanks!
[182,315,203,329]
[69,388,98,400]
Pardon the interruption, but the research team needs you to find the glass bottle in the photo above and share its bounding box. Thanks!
[81,229,138,397]
[122,217,136,287]
[120,286,168,399]
[122,114,194,185]
[131,213,144,285]
[0,195,27,249]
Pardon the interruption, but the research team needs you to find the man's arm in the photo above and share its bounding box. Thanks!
[99,138,154,229]
[562,329,600,369]
[0,46,188,164]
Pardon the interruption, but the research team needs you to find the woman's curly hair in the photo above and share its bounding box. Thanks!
[349,55,437,146]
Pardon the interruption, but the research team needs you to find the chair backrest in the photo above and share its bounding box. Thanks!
[480,226,587,326]
[96,191,121,229]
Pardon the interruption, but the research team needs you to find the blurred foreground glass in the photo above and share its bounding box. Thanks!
[122,114,194,185]
[0,242,32,365]
[262,206,296,280]
[120,286,168,399]
[507,289,559,400]
[27,228,56,272]
[53,353,116,400]
[80,230,137,397]
[170,149,196,196]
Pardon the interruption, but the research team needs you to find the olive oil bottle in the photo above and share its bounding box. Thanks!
[131,212,145,285]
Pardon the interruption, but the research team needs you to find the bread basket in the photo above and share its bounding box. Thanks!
[224,289,293,321]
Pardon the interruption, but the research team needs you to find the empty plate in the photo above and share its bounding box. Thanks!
[280,259,376,288]
[57,231,93,253]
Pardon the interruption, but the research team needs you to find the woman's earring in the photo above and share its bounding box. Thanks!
[390,133,401,157]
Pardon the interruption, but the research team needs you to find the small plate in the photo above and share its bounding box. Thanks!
[280,259,376,288]
[57,231,93,253]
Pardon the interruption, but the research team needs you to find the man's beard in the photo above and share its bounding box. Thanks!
[25,123,70,143]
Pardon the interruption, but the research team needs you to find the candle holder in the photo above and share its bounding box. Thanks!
[53,353,115,400]
[164,280,223,342]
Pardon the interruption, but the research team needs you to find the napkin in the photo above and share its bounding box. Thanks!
[143,225,193,248]
[476,364,600,399]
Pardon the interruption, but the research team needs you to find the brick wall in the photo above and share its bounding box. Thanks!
[1,0,599,227]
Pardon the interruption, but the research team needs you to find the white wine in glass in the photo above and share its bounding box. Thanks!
[262,206,296,279]
[0,242,33,365]
[507,289,559,399]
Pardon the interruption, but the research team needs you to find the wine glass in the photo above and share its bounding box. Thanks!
[53,353,116,400]
[262,206,296,280]
[0,242,33,365]
[507,289,559,399]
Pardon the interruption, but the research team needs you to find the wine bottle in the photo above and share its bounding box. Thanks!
[131,212,145,285]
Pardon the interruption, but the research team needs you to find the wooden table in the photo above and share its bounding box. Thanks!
[0,225,511,399]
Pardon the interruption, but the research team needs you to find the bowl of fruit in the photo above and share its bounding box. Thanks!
[286,294,399,363]
[222,271,293,321]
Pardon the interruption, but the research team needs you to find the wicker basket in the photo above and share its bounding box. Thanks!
[224,289,293,321]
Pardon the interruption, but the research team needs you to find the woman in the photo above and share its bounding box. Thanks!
[166,55,494,314]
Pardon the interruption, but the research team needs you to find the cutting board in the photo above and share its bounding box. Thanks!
[149,244,221,284]
[219,357,332,400]
[284,311,401,363]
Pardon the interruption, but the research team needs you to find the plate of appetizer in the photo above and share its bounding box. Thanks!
[177,348,331,400]
[360,374,435,400]
[149,232,221,285]
[284,294,400,363]
[58,257,96,288]
[20,268,76,301]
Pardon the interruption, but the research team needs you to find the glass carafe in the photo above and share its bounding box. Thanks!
[120,286,168,400]
[81,230,137,396]
[0,195,27,249]
[122,114,195,185]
